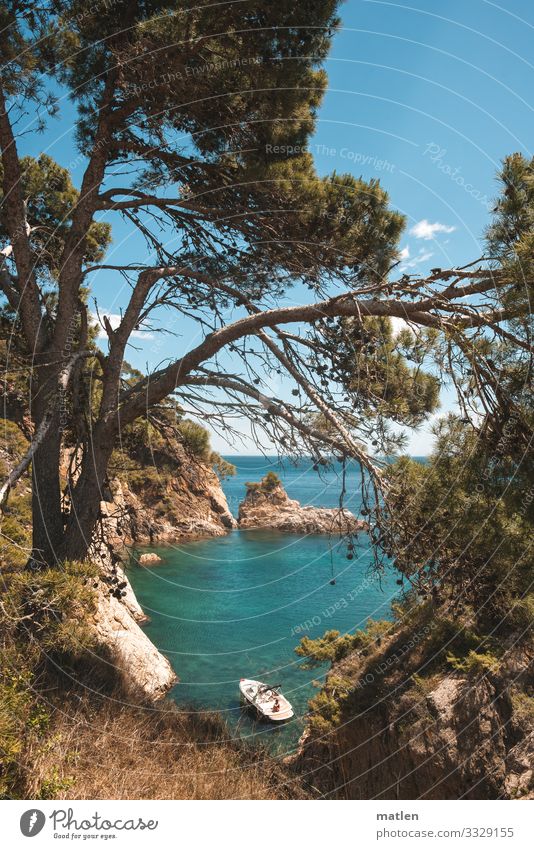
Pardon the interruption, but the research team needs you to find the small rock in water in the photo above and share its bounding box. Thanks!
[138,552,163,565]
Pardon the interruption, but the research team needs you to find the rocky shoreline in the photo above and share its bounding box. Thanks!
[237,473,365,536]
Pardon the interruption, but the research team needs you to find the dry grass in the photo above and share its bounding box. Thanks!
[23,695,309,800]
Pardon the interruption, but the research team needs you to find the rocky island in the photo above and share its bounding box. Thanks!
[238,472,366,535]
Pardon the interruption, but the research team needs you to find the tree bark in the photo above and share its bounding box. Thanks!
[29,405,64,568]
[58,424,115,563]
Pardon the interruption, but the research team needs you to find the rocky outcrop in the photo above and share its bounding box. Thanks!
[238,475,365,535]
[101,456,236,547]
[293,622,534,799]
[87,539,176,698]
[91,590,177,700]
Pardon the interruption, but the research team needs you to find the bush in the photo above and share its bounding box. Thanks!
[0,561,98,659]
[446,649,501,676]
[210,452,236,480]
[296,620,391,668]
[246,472,282,494]
[176,419,210,459]
[262,471,281,491]
[0,561,99,798]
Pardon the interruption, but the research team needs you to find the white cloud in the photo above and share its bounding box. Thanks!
[91,312,153,340]
[399,246,410,260]
[399,248,434,271]
[390,316,412,336]
[410,219,456,240]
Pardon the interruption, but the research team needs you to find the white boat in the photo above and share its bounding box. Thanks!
[239,678,294,722]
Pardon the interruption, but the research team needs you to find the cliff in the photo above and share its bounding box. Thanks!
[293,615,534,799]
[99,442,236,547]
[238,473,365,535]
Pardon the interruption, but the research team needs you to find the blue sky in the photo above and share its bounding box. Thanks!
[17,0,534,454]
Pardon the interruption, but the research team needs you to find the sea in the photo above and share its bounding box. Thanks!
[127,455,404,752]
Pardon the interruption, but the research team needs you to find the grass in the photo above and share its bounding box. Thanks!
[26,697,307,801]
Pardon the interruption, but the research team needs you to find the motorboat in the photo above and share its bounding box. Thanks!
[239,678,294,722]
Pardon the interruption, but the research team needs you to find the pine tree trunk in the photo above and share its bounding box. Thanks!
[59,428,115,563]
[29,399,64,569]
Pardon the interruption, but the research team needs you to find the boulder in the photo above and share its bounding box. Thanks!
[138,552,163,565]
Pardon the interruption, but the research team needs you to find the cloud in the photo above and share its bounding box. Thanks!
[390,316,412,336]
[91,312,153,340]
[399,248,434,271]
[410,219,456,240]
[399,246,410,260]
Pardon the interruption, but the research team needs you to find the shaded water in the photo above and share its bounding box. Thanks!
[128,456,401,752]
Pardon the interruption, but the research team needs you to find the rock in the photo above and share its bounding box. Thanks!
[89,539,148,624]
[293,624,534,799]
[92,590,176,700]
[138,552,163,565]
[101,456,237,547]
[87,541,176,699]
[238,474,365,535]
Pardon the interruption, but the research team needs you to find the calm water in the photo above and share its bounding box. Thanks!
[128,456,401,752]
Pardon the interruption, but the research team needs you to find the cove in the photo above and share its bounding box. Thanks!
[128,456,401,751]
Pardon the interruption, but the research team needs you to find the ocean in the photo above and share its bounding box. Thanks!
[127,456,401,752]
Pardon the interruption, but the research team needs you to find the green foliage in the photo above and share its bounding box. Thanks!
[511,690,534,725]
[0,561,98,659]
[0,494,32,569]
[3,1,402,293]
[0,421,32,569]
[306,674,353,732]
[245,472,282,494]
[210,452,236,480]
[381,416,534,629]
[0,420,29,472]
[0,561,98,798]
[116,415,231,481]
[322,316,440,428]
[37,768,75,800]
[296,620,391,669]
[486,153,534,288]
[261,471,281,491]
[0,155,111,277]
[446,650,501,676]
[176,419,210,460]
[0,647,48,798]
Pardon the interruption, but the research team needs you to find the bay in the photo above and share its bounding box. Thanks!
[127,456,402,752]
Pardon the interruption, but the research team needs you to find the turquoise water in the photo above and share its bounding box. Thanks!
[127,456,401,752]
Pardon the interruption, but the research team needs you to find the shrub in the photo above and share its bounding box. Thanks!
[262,471,281,491]
[0,561,99,798]
[296,620,391,669]
[176,419,210,459]
[0,493,32,570]
[210,452,236,480]
[0,561,98,662]
[446,649,501,675]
